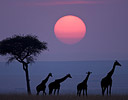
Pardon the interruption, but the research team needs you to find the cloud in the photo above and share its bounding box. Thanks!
[24,1,104,6]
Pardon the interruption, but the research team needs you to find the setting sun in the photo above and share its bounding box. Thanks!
[54,15,86,44]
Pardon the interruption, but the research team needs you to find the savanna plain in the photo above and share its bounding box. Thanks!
[0,94,128,100]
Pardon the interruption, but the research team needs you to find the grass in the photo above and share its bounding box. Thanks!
[0,94,128,100]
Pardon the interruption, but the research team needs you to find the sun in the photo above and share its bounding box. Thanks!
[54,15,86,44]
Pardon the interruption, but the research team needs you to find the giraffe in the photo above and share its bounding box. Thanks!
[101,60,121,96]
[48,74,72,95]
[77,71,92,96]
[36,73,52,95]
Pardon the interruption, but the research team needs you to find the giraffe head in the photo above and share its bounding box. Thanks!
[86,71,92,75]
[48,73,53,77]
[115,60,121,67]
[67,74,72,78]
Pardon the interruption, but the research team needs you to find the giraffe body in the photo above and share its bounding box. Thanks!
[48,74,72,95]
[77,72,92,96]
[48,81,60,95]
[36,73,52,95]
[101,60,121,96]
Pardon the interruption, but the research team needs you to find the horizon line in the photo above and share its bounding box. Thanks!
[0,59,127,63]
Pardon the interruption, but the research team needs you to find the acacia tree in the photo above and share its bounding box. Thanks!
[0,35,47,94]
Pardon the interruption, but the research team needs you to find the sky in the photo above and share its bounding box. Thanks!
[0,0,128,61]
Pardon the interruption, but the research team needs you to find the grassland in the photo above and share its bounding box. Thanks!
[0,94,128,100]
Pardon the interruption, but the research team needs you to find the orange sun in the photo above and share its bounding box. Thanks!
[54,15,86,44]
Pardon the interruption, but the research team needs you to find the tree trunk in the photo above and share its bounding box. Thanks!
[23,63,31,94]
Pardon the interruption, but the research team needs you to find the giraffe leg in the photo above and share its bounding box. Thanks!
[86,89,87,96]
[49,91,51,95]
[36,91,39,95]
[79,90,81,96]
[109,85,112,95]
[104,87,106,95]
[102,87,106,96]
[77,90,79,96]
[57,89,60,95]
[48,89,50,95]
[54,89,56,95]
[43,90,46,95]
[102,87,104,96]
[78,91,80,96]
[77,90,80,96]
[107,87,108,95]
[77,88,80,96]
[49,88,53,95]
[83,89,84,96]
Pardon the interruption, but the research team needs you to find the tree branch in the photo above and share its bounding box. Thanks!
[15,57,22,63]
[22,52,30,61]
[23,63,26,71]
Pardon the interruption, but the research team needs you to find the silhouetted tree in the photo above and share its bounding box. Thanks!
[0,35,47,94]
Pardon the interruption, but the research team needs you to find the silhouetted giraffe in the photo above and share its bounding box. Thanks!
[101,60,121,96]
[48,74,72,95]
[36,73,52,95]
[77,71,92,96]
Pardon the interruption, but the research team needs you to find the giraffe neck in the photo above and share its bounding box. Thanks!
[107,63,116,77]
[42,75,50,84]
[83,74,90,83]
[55,75,69,83]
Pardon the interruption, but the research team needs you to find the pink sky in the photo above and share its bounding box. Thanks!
[24,1,105,6]
[0,0,128,61]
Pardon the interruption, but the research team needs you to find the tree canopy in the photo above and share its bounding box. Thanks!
[0,35,47,64]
